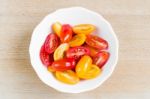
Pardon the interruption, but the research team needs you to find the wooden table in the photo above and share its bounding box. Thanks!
[0,0,150,98]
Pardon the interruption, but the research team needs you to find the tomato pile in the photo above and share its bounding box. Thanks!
[40,22,110,84]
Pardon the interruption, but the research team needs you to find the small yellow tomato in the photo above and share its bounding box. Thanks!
[52,22,62,37]
[73,24,95,35]
[69,34,86,47]
[76,55,92,77]
[81,64,101,79]
[54,43,69,61]
[55,70,79,84]
[47,66,55,72]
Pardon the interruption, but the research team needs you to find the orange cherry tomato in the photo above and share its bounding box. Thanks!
[75,55,92,78]
[86,34,108,50]
[55,70,79,84]
[60,24,73,43]
[93,51,110,68]
[69,34,86,47]
[73,24,95,35]
[52,22,62,37]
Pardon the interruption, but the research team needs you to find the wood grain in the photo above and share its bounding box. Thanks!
[0,0,150,99]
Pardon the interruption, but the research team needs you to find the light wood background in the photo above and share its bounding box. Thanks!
[0,0,150,99]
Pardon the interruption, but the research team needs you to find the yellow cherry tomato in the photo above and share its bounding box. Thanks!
[76,55,92,78]
[55,70,79,84]
[54,43,69,61]
[52,22,62,37]
[73,24,96,35]
[81,64,101,79]
[47,66,55,72]
[69,34,86,47]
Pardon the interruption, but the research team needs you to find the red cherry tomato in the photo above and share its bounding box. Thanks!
[40,45,53,67]
[66,46,90,60]
[60,24,73,43]
[51,58,76,71]
[44,33,59,54]
[86,34,108,50]
[93,51,110,68]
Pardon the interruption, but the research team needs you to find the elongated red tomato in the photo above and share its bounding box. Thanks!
[44,33,59,54]
[86,34,108,50]
[60,24,73,43]
[40,45,53,67]
[93,51,110,68]
[66,46,90,60]
[51,58,76,71]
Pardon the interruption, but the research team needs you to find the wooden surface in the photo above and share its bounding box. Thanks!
[0,0,150,99]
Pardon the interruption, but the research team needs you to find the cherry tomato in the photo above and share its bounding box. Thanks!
[81,64,101,79]
[55,70,79,84]
[66,46,90,60]
[60,24,73,43]
[73,24,95,35]
[86,34,108,50]
[47,66,55,72]
[53,43,69,61]
[76,55,92,78]
[52,22,62,37]
[44,33,59,54]
[69,34,86,47]
[84,45,99,57]
[51,58,76,71]
[40,45,53,67]
[93,51,110,68]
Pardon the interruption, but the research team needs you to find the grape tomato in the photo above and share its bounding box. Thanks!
[86,34,108,50]
[60,24,73,43]
[44,33,59,54]
[93,51,110,68]
[66,46,90,60]
[51,58,76,71]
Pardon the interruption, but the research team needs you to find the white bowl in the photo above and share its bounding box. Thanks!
[29,7,119,93]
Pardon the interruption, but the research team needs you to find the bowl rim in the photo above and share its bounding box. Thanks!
[29,6,119,93]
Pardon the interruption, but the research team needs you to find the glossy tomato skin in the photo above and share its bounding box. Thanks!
[60,24,73,43]
[44,33,59,54]
[93,51,110,68]
[51,58,76,71]
[68,34,86,47]
[80,64,101,79]
[52,22,62,37]
[66,46,90,60]
[75,55,92,78]
[40,45,53,67]
[86,34,108,50]
[53,43,69,61]
[55,70,79,84]
[73,24,96,35]
[84,44,99,57]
